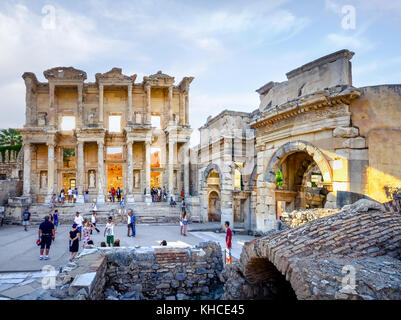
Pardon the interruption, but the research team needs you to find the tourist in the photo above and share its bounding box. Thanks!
[182,210,188,236]
[130,209,136,237]
[117,187,122,202]
[60,189,65,204]
[49,194,56,209]
[225,221,232,264]
[22,208,31,231]
[69,223,80,261]
[73,188,78,203]
[74,212,84,240]
[277,216,283,231]
[104,216,116,247]
[126,211,132,237]
[111,187,116,202]
[52,209,59,232]
[91,201,97,212]
[67,187,73,203]
[84,190,89,203]
[120,198,125,216]
[181,200,186,213]
[91,211,100,234]
[38,215,55,261]
[157,187,161,202]
[163,186,167,201]
[181,188,184,202]
[179,213,183,235]
[169,196,176,207]
[82,221,93,248]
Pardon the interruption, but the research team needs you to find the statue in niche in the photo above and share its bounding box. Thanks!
[89,171,96,188]
[134,172,139,188]
[41,172,47,188]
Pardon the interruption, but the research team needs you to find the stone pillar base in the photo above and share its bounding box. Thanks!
[76,195,85,204]
[126,194,136,205]
[145,194,152,203]
[96,195,105,204]
[45,194,53,203]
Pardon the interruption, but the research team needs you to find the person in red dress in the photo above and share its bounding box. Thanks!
[225,221,232,264]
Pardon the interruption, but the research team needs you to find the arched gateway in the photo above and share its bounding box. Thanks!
[264,141,333,216]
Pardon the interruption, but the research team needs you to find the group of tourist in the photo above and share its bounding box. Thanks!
[109,187,123,202]
[151,186,167,202]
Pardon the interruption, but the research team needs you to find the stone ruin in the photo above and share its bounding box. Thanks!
[53,241,224,300]
[222,199,401,300]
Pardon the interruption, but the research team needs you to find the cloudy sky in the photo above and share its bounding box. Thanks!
[0,0,400,145]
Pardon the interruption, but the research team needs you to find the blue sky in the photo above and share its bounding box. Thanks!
[0,0,400,145]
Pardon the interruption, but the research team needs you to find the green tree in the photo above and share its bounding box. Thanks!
[0,129,22,146]
[275,169,283,187]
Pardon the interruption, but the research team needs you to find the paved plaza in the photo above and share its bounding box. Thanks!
[0,222,254,300]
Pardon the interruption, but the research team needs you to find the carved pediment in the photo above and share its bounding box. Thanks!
[44,67,87,81]
[95,68,136,83]
[143,71,175,86]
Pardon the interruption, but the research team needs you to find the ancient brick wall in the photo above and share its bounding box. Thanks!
[222,199,401,300]
[54,241,223,300]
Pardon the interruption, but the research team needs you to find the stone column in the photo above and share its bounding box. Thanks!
[25,80,33,126]
[99,84,104,125]
[185,92,189,126]
[168,86,173,125]
[128,83,133,123]
[97,141,105,204]
[145,141,151,202]
[126,141,135,204]
[49,83,56,127]
[168,137,175,198]
[76,141,85,203]
[23,143,31,197]
[77,84,83,128]
[145,84,151,124]
[183,141,190,196]
[46,143,55,202]
[179,92,184,126]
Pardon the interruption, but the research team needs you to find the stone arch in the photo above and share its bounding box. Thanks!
[264,141,332,184]
[201,163,223,189]
[239,239,309,300]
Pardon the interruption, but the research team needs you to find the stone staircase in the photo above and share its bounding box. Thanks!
[25,201,184,225]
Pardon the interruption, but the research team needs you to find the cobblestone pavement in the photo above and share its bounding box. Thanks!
[0,222,254,299]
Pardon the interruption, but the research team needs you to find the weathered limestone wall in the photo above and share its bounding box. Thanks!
[258,50,353,112]
[350,85,401,203]
[0,180,23,206]
[54,241,223,300]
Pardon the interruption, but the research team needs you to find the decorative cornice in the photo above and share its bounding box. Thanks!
[95,68,136,84]
[251,86,360,129]
[44,67,87,81]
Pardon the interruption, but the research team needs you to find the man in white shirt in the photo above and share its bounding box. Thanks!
[68,188,73,203]
[104,216,115,247]
[74,212,84,240]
